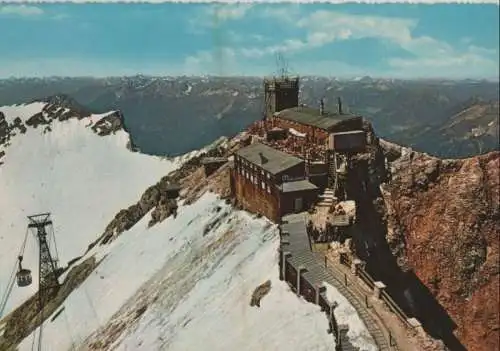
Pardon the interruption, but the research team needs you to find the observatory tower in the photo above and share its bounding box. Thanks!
[263,53,300,120]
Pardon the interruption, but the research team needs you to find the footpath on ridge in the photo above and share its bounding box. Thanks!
[280,212,393,351]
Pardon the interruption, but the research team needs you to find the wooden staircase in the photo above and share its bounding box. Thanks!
[317,188,336,208]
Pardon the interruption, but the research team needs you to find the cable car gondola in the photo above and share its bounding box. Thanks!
[16,256,32,287]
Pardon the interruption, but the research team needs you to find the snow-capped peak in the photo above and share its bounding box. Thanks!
[0,98,138,162]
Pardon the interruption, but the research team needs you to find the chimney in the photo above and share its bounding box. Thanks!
[337,97,343,115]
[319,98,324,115]
[259,152,268,164]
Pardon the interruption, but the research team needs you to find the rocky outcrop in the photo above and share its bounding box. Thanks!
[380,140,499,351]
[91,111,126,136]
[250,280,272,307]
[0,112,8,142]
[38,94,92,118]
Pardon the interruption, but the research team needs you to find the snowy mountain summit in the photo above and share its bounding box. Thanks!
[0,96,137,161]
[0,98,377,351]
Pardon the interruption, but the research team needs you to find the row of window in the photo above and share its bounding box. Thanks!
[237,166,272,194]
[235,156,272,194]
[235,157,272,178]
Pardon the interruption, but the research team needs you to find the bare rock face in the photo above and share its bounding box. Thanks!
[381,141,499,351]
[39,94,92,118]
[0,111,8,141]
[91,111,126,136]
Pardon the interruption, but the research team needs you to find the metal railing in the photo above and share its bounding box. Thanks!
[358,268,375,290]
[380,290,411,327]
[338,253,412,328]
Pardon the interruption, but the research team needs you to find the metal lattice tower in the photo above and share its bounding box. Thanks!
[28,213,60,351]
[28,213,60,295]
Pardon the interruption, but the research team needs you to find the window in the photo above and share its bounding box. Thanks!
[267,185,271,194]
[282,174,289,182]
[261,181,265,190]
[266,173,270,179]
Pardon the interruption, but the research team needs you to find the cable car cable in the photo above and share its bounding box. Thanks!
[62,308,77,350]
[49,224,60,265]
[0,227,30,317]
[0,262,17,317]
[30,321,38,351]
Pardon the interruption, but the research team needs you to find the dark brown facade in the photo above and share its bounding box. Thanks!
[264,77,300,119]
[232,168,280,221]
[232,143,320,222]
[271,112,365,147]
[279,187,319,215]
[232,153,306,222]
[271,116,330,145]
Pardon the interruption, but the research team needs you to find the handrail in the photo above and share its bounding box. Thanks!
[358,268,375,290]
[338,253,412,328]
[380,290,411,327]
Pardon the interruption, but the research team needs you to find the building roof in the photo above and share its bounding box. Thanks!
[275,106,361,131]
[279,179,318,193]
[235,142,303,175]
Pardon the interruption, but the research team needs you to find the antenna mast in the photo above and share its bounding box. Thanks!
[275,52,289,79]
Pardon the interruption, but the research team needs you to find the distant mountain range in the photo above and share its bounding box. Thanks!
[390,98,499,158]
[0,76,498,158]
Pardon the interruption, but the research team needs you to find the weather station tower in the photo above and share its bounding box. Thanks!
[263,53,300,120]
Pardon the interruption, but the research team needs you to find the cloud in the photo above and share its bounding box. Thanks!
[241,10,418,58]
[0,5,44,16]
[183,48,241,76]
[240,39,307,59]
[210,4,252,22]
[234,9,498,78]
[387,45,499,78]
[260,5,301,21]
[189,4,253,33]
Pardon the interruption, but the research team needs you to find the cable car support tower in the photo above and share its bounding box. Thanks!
[28,213,61,351]
[0,213,61,351]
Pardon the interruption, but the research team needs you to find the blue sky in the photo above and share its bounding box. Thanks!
[0,3,498,79]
